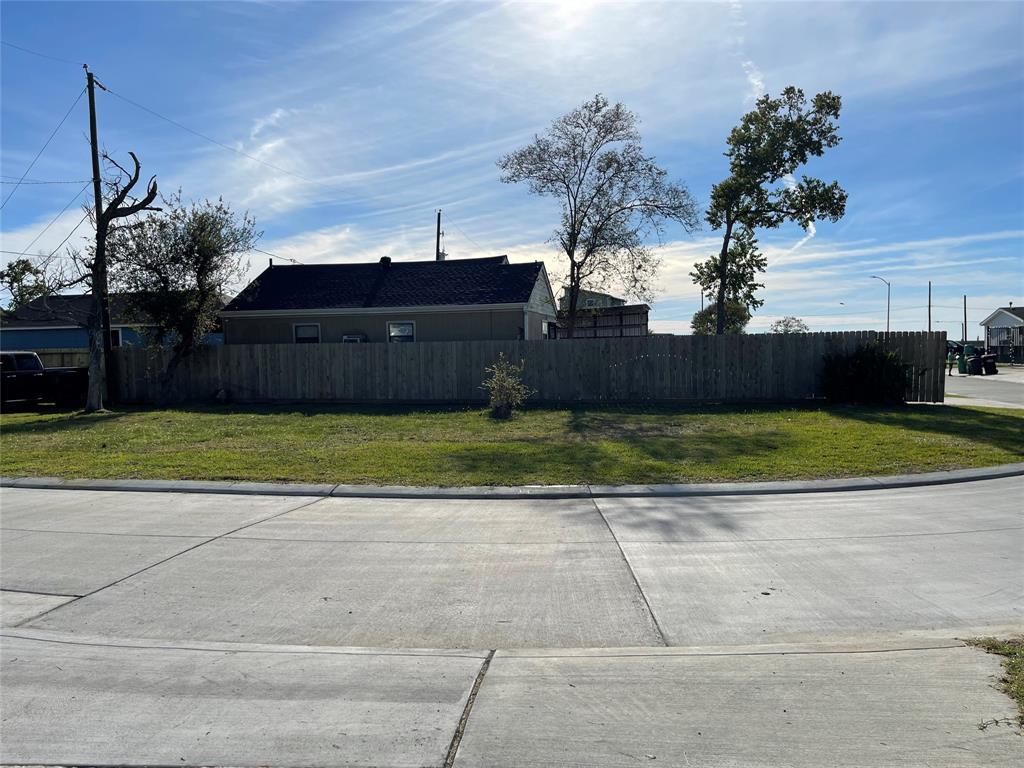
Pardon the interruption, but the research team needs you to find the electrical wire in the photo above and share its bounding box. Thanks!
[0,176,93,185]
[0,86,87,210]
[18,182,92,254]
[1,41,83,67]
[252,247,303,265]
[445,213,486,251]
[43,208,93,258]
[102,86,351,200]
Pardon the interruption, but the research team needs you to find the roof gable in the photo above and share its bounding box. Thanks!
[223,256,544,312]
[980,306,1024,327]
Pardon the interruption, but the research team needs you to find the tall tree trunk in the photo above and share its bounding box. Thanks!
[84,222,111,412]
[715,218,734,335]
[564,262,580,339]
[84,292,106,411]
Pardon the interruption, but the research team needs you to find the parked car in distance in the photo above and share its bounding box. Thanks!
[0,351,89,407]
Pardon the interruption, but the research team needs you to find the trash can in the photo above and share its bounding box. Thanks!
[968,356,983,375]
[982,356,999,375]
[958,355,968,374]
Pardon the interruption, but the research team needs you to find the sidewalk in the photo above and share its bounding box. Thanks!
[0,630,1018,767]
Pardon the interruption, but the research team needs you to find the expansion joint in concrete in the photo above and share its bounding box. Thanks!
[445,648,495,768]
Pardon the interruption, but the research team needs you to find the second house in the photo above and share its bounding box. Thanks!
[221,255,557,344]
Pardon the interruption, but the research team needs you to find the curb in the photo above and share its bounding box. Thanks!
[1,463,1022,500]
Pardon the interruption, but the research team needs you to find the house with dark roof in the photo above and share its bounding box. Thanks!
[980,304,1024,361]
[0,293,151,350]
[0,293,227,352]
[220,255,557,344]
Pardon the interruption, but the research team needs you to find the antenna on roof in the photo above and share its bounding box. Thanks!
[435,209,446,262]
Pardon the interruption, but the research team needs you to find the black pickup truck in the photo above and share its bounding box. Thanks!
[1,351,89,407]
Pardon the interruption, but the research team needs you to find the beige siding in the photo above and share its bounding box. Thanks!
[224,308,529,344]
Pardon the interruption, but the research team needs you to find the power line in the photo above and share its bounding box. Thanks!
[445,213,486,251]
[102,85,349,198]
[1,41,83,67]
[18,182,92,254]
[44,208,93,258]
[0,208,93,263]
[0,86,87,210]
[0,176,93,185]
[252,247,303,265]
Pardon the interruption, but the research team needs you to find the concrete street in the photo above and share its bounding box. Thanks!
[946,365,1024,408]
[1,478,1021,766]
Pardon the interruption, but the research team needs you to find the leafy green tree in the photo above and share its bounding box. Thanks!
[691,300,750,335]
[108,193,256,392]
[0,258,48,310]
[702,87,847,334]
[769,316,810,333]
[690,226,766,315]
[498,94,699,337]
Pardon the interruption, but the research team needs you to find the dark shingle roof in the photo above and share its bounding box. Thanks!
[0,293,143,328]
[997,306,1024,321]
[223,256,544,312]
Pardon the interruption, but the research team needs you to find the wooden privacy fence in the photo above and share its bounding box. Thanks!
[35,348,91,368]
[114,331,946,405]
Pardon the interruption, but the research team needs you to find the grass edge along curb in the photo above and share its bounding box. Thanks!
[965,637,1024,729]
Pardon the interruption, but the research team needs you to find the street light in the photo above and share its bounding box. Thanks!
[870,275,891,333]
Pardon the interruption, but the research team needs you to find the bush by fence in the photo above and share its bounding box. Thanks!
[114,331,946,405]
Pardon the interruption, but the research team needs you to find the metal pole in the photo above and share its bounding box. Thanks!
[886,281,890,333]
[927,281,931,332]
[870,275,890,334]
[963,294,967,344]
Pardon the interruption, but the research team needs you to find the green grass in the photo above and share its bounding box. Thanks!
[967,637,1024,726]
[1,403,1021,486]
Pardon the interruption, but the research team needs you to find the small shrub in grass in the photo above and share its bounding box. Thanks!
[823,342,907,404]
[481,353,534,419]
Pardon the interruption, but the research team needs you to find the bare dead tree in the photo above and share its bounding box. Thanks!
[83,150,159,411]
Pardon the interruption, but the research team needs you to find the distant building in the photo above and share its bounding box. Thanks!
[1,293,150,350]
[558,288,626,311]
[0,293,225,351]
[554,288,649,338]
[980,305,1024,362]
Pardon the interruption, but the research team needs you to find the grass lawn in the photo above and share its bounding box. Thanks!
[1,403,1021,486]
[967,637,1024,727]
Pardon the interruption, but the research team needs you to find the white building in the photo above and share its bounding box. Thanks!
[979,305,1024,361]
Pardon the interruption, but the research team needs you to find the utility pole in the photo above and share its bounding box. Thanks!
[435,209,444,261]
[963,294,968,344]
[81,65,159,411]
[85,65,113,405]
[927,280,931,333]
[871,275,890,333]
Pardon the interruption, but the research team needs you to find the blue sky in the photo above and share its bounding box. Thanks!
[2,0,1022,333]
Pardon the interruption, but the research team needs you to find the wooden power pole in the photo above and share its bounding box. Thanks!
[81,65,159,411]
[85,65,113,407]
[435,209,444,261]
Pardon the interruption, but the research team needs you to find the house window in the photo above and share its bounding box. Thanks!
[293,324,320,344]
[387,321,415,343]
[109,328,122,348]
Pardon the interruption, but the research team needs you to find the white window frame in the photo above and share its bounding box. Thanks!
[292,322,321,344]
[386,320,416,343]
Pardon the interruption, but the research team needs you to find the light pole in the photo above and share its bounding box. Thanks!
[870,275,890,333]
